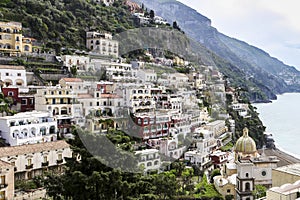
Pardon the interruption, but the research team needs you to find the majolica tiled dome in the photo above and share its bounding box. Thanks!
[235,127,257,154]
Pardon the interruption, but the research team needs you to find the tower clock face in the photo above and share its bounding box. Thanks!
[261,170,267,176]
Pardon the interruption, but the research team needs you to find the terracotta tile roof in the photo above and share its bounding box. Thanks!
[61,78,83,82]
[100,94,121,98]
[0,65,25,70]
[0,160,13,168]
[0,140,70,157]
[77,93,93,98]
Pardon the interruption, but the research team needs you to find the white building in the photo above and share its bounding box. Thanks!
[135,149,161,173]
[59,78,91,94]
[0,65,27,87]
[167,73,189,87]
[186,128,216,169]
[61,55,91,72]
[92,60,135,82]
[0,140,72,180]
[136,69,157,83]
[0,111,57,146]
[184,150,211,167]
[86,31,118,57]
[206,120,227,138]
[232,103,249,117]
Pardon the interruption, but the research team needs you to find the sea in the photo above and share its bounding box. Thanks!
[254,93,300,159]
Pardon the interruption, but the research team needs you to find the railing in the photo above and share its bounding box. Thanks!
[0,183,8,189]
[56,159,63,164]
[41,161,49,167]
[25,164,33,169]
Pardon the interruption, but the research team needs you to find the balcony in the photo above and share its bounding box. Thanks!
[56,159,63,164]
[0,183,7,189]
[25,164,33,169]
[41,161,49,167]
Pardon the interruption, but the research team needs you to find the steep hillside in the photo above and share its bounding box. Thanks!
[134,0,300,100]
[0,0,137,52]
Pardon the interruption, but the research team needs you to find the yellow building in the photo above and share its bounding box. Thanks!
[0,160,14,200]
[272,163,300,187]
[0,21,22,55]
[0,21,34,55]
[267,180,300,200]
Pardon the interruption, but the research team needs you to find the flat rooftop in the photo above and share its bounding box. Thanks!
[274,163,300,176]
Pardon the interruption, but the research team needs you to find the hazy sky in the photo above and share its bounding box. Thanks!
[177,0,300,70]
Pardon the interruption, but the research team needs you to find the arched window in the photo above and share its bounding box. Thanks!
[245,173,249,178]
[245,182,250,191]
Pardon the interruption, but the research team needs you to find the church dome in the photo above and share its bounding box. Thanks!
[235,128,257,154]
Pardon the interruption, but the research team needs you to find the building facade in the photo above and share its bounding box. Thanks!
[0,65,27,87]
[0,160,14,200]
[86,31,118,57]
[0,140,71,180]
[0,111,57,146]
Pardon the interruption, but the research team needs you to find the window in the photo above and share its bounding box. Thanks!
[58,153,62,160]
[96,93,99,97]
[245,173,249,178]
[43,156,47,163]
[137,119,142,125]
[44,91,47,95]
[5,73,9,76]
[21,99,27,105]
[261,170,267,176]
[0,176,5,184]
[17,73,21,76]
[24,45,29,51]
[245,182,250,191]
[29,98,34,105]
[227,189,231,193]
[8,91,14,96]
[27,158,32,165]
[90,102,93,106]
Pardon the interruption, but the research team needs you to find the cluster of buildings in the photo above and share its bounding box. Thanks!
[2,19,299,200]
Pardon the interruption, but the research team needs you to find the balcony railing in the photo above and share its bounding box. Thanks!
[56,159,63,164]
[0,183,8,189]
[41,161,49,167]
[25,164,33,169]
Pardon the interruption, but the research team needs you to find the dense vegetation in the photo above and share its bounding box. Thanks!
[39,128,223,199]
[0,0,137,52]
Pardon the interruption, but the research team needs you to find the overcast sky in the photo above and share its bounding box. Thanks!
[177,0,300,70]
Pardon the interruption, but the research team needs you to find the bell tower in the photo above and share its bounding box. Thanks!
[236,159,255,200]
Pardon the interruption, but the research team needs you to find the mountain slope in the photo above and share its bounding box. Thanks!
[134,0,300,100]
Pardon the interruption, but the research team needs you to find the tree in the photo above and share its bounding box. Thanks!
[173,21,181,31]
[253,184,266,199]
[210,169,221,183]
[149,10,155,19]
[43,128,181,199]
[70,65,77,77]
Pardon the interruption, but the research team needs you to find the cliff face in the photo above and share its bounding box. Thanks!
[135,0,300,101]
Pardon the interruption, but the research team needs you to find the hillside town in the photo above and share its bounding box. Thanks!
[0,10,300,200]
